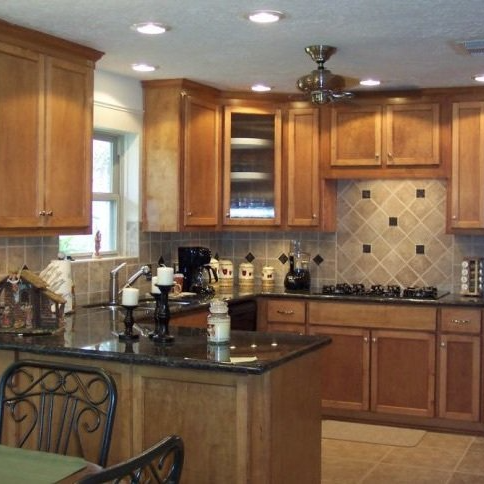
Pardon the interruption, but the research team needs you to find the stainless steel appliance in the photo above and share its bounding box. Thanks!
[178,246,217,294]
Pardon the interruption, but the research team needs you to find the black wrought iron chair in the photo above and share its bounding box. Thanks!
[0,359,117,467]
[77,435,184,484]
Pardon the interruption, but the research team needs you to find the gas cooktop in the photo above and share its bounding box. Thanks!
[319,283,449,300]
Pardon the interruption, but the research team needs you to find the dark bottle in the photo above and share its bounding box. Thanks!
[284,240,311,291]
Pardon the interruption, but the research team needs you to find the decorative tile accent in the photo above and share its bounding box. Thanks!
[416,188,426,198]
[278,253,288,265]
[362,244,372,253]
[337,180,452,289]
[313,254,324,265]
[416,245,425,254]
[245,252,255,263]
[362,190,371,199]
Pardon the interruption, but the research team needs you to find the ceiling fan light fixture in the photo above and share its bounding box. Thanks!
[296,44,354,104]
[131,22,169,35]
[247,10,285,24]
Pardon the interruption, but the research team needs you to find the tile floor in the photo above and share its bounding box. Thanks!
[322,426,484,483]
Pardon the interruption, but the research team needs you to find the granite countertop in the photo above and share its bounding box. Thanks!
[210,285,484,307]
[0,305,330,375]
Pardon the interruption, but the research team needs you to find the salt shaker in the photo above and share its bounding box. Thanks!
[207,300,231,344]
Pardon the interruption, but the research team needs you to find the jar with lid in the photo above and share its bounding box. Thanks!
[207,300,231,344]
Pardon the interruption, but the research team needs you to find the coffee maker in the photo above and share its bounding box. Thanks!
[178,246,217,294]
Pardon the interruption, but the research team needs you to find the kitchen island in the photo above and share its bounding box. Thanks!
[0,307,330,484]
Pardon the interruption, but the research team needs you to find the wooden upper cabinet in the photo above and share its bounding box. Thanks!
[43,57,93,229]
[0,42,44,229]
[183,95,220,227]
[142,80,221,231]
[286,107,320,227]
[449,102,484,231]
[327,100,442,176]
[222,105,282,227]
[386,103,440,166]
[330,104,382,166]
[0,25,100,233]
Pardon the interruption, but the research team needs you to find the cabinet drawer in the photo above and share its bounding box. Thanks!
[440,307,481,334]
[267,299,305,324]
[308,301,437,331]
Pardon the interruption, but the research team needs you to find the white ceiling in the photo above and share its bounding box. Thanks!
[1,0,484,94]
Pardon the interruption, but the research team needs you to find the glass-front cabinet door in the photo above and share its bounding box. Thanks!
[223,106,282,226]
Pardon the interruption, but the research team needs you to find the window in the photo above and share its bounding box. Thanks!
[59,132,121,256]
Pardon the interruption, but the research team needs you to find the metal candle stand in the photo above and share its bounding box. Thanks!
[119,305,140,341]
[150,284,175,344]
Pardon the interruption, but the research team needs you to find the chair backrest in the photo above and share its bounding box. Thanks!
[0,359,117,467]
[77,435,184,484]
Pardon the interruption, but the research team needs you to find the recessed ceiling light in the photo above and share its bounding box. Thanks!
[360,79,381,86]
[247,10,285,24]
[251,84,272,92]
[473,75,484,82]
[131,22,169,35]
[131,63,158,72]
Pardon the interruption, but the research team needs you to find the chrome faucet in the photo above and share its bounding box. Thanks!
[108,262,127,306]
[121,265,152,291]
[108,263,152,306]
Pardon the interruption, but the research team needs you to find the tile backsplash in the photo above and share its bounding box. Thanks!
[1,179,484,304]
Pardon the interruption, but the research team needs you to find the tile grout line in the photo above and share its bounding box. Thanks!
[445,435,477,482]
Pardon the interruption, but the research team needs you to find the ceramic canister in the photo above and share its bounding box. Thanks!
[262,265,275,282]
[238,262,254,281]
[218,260,233,286]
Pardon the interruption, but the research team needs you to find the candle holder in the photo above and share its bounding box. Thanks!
[119,305,140,341]
[150,284,175,344]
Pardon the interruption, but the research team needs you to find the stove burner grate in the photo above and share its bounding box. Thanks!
[321,284,443,300]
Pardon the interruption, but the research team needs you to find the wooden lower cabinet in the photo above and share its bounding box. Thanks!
[15,348,322,484]
[261,298,306,334]
[371,330,435,417]
[311,326,435,417]
[311,326,370,411]
[437,334,480,421]
[437,307,482,422]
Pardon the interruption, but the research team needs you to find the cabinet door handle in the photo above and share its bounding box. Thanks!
[186,211,192,216]
[363,336,369,343]
[312,213,317,219]
[375,153,380,160]
[46,210,53,216]
[451,319,470,324]
[371,337,377,343]
[225,211,230,218]
[387,152,393,160]
[440,341,446,348]
[39,210,46,216]
[276,310,294,315]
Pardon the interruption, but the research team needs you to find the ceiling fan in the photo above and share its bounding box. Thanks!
[296,45,356,104]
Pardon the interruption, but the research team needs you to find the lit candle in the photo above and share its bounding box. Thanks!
[121,287,139,306]
[151,276,161,294]
[157,266,174,285]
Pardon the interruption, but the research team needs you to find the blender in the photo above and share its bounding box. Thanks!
[284,240,311,291]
